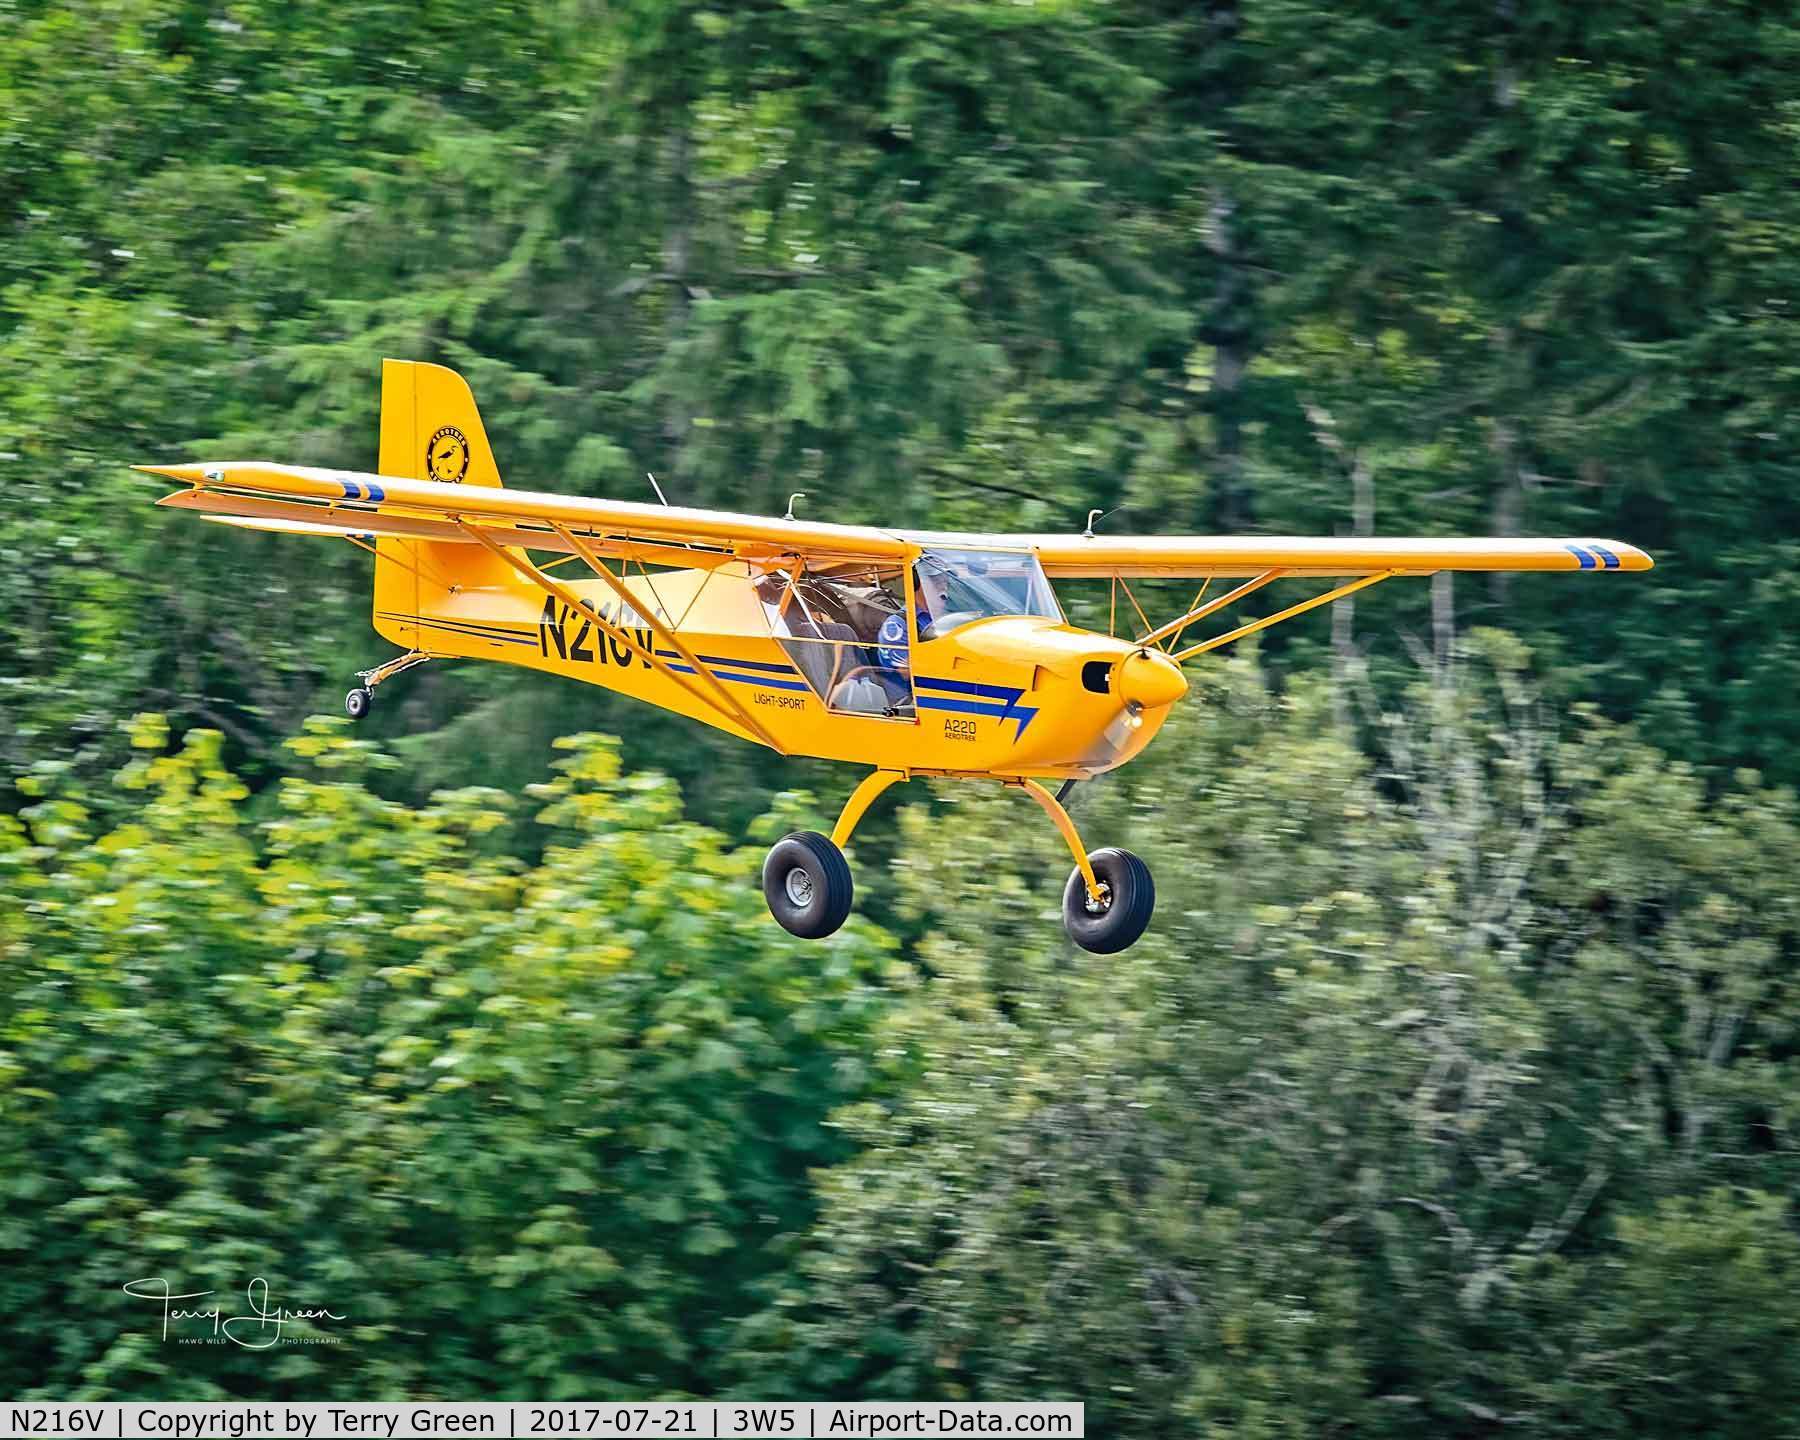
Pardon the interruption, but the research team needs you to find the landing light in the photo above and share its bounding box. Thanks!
[1124,700,1144,730]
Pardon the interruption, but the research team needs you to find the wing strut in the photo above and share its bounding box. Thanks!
[547,522,786,754]
[1137,568,1286,650]
[455,522,782,750]
[1163,579,1212,653]
[1170,570,1398,663]
[1116,577,1157,639]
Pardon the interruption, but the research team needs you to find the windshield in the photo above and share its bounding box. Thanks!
[913,548,1060,638]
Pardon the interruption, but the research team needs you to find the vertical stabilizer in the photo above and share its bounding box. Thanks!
[372,359,513,648]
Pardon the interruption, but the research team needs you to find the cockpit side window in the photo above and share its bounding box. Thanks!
[757,565,916,719]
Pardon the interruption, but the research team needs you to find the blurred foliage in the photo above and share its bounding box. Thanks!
[1,722,898,1396]
[749,649,1800,1434]
[4,0,1799,1427]
[4,655,1797,1424]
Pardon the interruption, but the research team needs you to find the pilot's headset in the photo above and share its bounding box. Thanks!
[914,552,954,595]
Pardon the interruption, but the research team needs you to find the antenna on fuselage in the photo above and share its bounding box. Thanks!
[646,472,670,506]
[784,492,807,521]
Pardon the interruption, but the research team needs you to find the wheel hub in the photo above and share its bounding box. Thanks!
[784,866,815,907]
[1084,880,1112,915]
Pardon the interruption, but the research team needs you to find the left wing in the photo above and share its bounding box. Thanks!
[892,529,1651,661]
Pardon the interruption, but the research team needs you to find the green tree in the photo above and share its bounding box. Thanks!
[0,718,896,1397]
[761,646,1800,1435]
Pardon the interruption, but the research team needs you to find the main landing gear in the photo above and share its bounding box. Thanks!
[344,651,433,721]
[762,832,855,939]
[762,770,1156,954]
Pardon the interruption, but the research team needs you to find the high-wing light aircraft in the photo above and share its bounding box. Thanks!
[143,361,1652,952]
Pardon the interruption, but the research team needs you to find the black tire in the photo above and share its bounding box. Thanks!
[763,831,854,939]
[1062,847,1155,954]
[344,687,373,721]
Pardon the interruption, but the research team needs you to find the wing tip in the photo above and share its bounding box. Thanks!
[134,462,210,483]
[1566,541,1653,572]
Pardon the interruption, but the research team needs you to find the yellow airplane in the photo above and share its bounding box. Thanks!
[142,360,1652,952]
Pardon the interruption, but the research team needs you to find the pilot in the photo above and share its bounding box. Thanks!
[875,561,954,666]
[877,610,910,670]
[912,562,955,640]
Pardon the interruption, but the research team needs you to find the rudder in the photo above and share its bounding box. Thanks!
[372,359,513,649]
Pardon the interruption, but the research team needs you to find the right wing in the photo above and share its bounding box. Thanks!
[140,461,910,568]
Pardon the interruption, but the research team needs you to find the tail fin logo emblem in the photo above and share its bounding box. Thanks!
[425,425,470,484]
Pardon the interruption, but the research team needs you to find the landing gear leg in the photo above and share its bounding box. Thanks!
[345,651,433,722]
[831,769,907,848]
[1014,778,1155,954]
[763,770,906,940]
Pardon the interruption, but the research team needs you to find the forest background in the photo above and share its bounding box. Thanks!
[4,0,1799,1432]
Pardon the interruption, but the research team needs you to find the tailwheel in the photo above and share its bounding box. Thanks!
[763,831,854,939]
[346,651,432,723]
[1062,847,1155,954]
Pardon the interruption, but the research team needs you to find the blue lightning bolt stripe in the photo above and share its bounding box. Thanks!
[915,676,1038,738]
[913,676,1023,699]
[917,694,1010,718]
